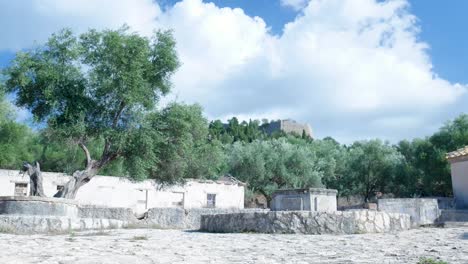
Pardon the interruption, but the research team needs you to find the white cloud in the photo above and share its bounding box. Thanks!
[0,0,466,142]
[280,0,310,11]
[0,0,159,50]
[155,0,272,101]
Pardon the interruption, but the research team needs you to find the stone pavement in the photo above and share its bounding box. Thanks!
[0,227,466,263]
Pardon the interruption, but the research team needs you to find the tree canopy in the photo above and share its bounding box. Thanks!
[2,26,180,198]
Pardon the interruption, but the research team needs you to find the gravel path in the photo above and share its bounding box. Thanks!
[0,227,466,263]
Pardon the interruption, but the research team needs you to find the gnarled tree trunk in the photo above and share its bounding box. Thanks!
[22,162,46,197]
[53,163,99,199]
[21,139,119,200]
[53,142,117,199]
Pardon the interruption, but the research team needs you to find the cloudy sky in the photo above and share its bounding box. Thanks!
[0,0,467,143]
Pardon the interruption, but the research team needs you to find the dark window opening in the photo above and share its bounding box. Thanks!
[14,183,28,196]
[207,193,216,208]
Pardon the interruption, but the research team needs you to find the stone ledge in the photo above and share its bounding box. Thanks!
[142,207,269,230]
[0,196,78,205]
[273,188,338,196]
[0,215,128,234]
[0,197,79,217]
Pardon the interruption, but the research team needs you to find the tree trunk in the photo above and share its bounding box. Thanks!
[22,162,46,197]
[53,142,117,199]
[53,166,99,199]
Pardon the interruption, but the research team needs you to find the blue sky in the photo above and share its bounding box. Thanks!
[0,0,467,143]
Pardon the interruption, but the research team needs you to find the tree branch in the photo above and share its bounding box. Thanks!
[97,151,121,169]
[112,101,126,128]
[101,101,126,160]
[78,142,92,167]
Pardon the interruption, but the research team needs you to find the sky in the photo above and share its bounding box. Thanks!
[0,0,467,143]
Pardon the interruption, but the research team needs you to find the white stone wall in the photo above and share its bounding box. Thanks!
[377,198,440,226]
[450,160,468,209]
[0,169,244,213]
[309,193,337,212]
[271,189,337,212]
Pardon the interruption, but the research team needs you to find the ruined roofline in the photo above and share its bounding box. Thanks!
[187,175,247,187]
[446,146,468,162]
[0,169,246,187]
[272,188,338,196]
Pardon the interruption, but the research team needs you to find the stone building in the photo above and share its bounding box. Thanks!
[262,119,313,138]
[447,146,468,209]
[0,169,245,213]
[270,188,337,212]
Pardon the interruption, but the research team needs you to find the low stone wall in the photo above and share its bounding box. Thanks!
[0,196,268,233]
[200,210,411,234]
[143,208,268,230]
[0,196,79,217]
[0,196,135,233]
[78,206,137,222]
[0,215,128,234]
[378,198,440,226]
[437,209,468,222]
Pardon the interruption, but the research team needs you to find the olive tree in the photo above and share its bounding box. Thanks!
[227,138,323,203]
[347,139,404,202]
[2,26,179,198]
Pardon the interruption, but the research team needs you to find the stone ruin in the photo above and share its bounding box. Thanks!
[271,188,337,212]
[0,185,459,235]
[0,196,134,233]
[200,188,412,235]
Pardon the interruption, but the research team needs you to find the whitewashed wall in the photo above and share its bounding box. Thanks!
[0,169,244,213]
[450,160,468,209]
[309,193,337,212]
[271,188,337,212]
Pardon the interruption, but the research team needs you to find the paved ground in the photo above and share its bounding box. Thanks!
[0,227,466,263]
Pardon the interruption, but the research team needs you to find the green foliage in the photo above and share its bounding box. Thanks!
[417,257,449,264]
[227,138,323,200]
[2,26,180,181]
[347,140,404,201]
[311,138,349,195]
[5,27,178,139]
[145,103,227,183]
[396,114,468,196]
[37,133,126,176]
[0,94,40,169]
[209,118,264,144]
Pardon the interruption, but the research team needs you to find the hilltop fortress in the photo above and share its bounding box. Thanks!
[262,119,313,138]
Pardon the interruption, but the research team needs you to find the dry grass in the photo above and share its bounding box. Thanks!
[131,235,148,241]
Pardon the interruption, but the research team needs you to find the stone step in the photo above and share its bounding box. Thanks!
[439,221,468,228]
[438,210,468,222]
